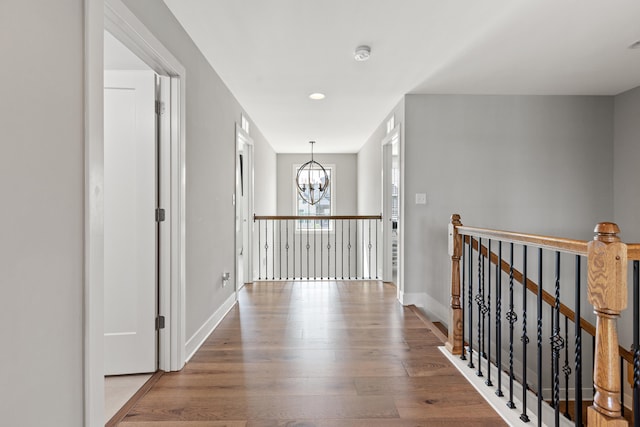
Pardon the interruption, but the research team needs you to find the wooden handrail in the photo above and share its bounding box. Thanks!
[457,225,589,256]
[466,236,634,365]
[254,214,382,221]
[448,215,629,425]
[627,243,640,260]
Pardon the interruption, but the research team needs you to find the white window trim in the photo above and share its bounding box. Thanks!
[292,163,335,233]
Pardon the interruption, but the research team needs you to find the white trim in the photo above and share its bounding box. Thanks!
[440,346,573,427]
[401,292,426,307]
[85,1,187,424]
[84,1,105,425]
[423,293,449,324]
[185,293,238,362]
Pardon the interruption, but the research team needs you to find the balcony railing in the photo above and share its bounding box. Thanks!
[253,215,382,281]
[447,214,638,426]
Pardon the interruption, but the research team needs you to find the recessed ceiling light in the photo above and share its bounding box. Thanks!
[354,45,371,61]
[629,40,640,49]
[309,92,326,100]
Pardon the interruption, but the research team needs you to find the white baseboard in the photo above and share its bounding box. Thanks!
[402,291,425,307]
[440,346,573,427]
[185,292,237,362]
[401,292,448,325]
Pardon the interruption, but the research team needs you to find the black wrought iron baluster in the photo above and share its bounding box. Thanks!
[355,219,359,279]
[299,219,303,279]
[341,220,345,280]
[520,245,530,423]
[286,220,290,280]
[320,218,323,279]
[348,220,352,279]
[506,242,516,409]
[314,218,317,279]
[461,237,467,361]
[551,251,562,426]
[279,221,282,280]
[633,260,639,427]
[574,255,582,427]
[272,219,275,280]
[368,219,372,280]
[306,219,310,280]
[375,218,379,279]
[264,220,269,280]
[468,237,475,369]
[334,220,338,279]
[620,356,625,418]
[326,221,330,280]
[258,219,262,280]
[496,241,503,397]
[476,238,484,377]
[486,239,493,387]
[536,247,543,427]
[563,315,572,419]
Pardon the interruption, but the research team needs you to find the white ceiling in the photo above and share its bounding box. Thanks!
[163,0,640,153]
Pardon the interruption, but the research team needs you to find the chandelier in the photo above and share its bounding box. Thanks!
[296,141,330,206]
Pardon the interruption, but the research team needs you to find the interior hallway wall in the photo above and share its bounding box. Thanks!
[357,99,405,216]
[276,153,357,215]
[613,85,640,350]
[0,0,85,425]
[404,94,614,323]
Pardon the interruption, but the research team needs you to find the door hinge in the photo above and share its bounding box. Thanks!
[156,315,165,330]
[155,100,165,115]
[156,208,166,222]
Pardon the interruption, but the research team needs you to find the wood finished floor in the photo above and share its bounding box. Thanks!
[118,281,505,426]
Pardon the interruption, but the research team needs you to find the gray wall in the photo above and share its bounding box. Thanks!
[357,100,405,215]
[403,94,614,322]
[614,86,640,242]
[276,153,357,215]
[613,85,640,351]
[123,0,277,339]
[0,0,84,425]
[358,95,615,321]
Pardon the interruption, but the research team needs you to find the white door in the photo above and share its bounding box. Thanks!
[104,70,157,375]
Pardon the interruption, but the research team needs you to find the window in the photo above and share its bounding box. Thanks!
[294,165,333,231]
[241,113,250,134]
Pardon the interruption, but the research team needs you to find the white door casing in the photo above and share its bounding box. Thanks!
[104,70,157,375]
[86,1,187,424]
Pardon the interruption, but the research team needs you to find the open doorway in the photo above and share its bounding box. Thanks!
[85,1,187,425]
[382,126,402,299]
[103,29,164,422]
[236,124,254,291]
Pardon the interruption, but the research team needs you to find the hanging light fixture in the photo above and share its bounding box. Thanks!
[296,141,330,206]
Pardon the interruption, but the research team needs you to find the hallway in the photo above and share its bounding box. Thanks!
[117,281,504,426]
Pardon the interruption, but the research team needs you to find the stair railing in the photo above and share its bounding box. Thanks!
[447,214,634,426]
[253,215,382,281]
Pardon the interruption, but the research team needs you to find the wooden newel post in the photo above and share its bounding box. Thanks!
[446,214,463,355]
[587,222,628,427]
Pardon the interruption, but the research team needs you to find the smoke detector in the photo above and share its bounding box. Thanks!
[354,45,371,61]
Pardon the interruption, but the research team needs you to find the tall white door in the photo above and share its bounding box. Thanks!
[104,70,157,375]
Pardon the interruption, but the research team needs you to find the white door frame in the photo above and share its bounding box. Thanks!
[381,125,404,303]
[85,0,186,425]
[235,124,254,289]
